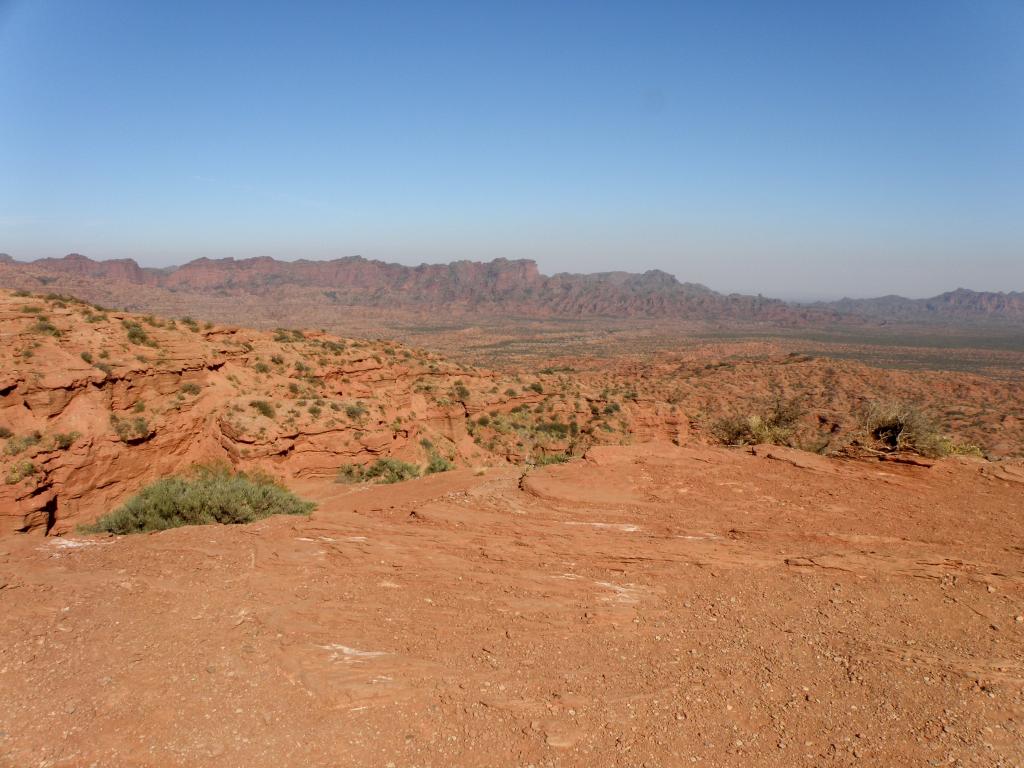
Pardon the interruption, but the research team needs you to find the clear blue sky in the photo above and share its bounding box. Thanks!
[1,0,1021,298]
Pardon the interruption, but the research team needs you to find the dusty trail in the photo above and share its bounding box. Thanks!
[1,443,1022,767]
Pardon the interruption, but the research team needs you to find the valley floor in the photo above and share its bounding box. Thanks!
[1,443,1022,767]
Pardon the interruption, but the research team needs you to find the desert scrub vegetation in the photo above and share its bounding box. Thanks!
[420,439,454,474]
[52,432,80,450]
[274,328,305,343]
[345,403,368,420]
[180,382,202,395]
[110,414,151,443]
[711,396,804,447]
[4,432,41,455]
[336,458,421,485]
[80,464,315,535]
[31,317,61,337]
[860,401,977,458]
[534,453,570,466]
[250,400,276,418]
[122,319,157,347]
[5,460,37,485]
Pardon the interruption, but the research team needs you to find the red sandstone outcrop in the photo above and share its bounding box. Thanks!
[0,289,679,534]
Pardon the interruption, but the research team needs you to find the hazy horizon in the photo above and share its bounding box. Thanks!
[2,1,1022,298]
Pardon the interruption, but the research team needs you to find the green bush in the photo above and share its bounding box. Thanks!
[425,451,454,474]
[345,403,367,420]
[122,320,156,347]
[336,458,421,485]
[0,426,11,439]
[253,361,270,374]
[80,351,94,364]
[80,465,315,535]
[181,382,201,395]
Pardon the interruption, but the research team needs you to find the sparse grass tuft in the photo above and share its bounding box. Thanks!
[535,453,570,466]
[336,458,421,485]
[250,400,275,418]
[31,318,61,337]
[52,432,80,450]
[110,415,150,443]
[4,432,41,455]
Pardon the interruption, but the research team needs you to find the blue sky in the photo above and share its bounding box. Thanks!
[1,0,1021,299]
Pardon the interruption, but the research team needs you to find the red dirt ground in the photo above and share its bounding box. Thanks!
[2,442,1022,767]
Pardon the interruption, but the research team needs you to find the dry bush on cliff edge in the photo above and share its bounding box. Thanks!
[859,401,980,458]
[711,396,804,447]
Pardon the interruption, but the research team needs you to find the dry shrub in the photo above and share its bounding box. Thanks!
[859,401,973,458]
[712,396,804,447]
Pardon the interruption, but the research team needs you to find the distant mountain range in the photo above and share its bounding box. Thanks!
[810,289,1024,324]
[0,252,1021,326]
